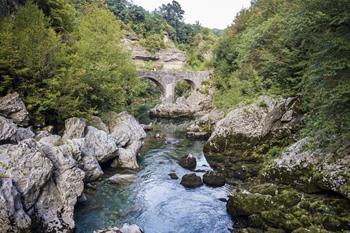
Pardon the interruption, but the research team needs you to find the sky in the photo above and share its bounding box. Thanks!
[132,0,251,29]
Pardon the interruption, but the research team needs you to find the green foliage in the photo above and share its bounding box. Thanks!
[53,5,143,118]
[175,80,192,98]
[0,2,145,125]
[214,0,350,145]
[140,34,165,53]
[0,3,63,122]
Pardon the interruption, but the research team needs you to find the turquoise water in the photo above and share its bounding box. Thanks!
[74,121,233,233]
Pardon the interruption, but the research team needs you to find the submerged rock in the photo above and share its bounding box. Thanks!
[0,92,29,126]
[203,171,226,187]
[109,174,137,184]
[168,172,179,180]
[179,153,197,170]
[94,223,143,233]
[180,173,203,188]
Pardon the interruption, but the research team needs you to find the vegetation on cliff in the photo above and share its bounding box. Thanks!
[213,0,350,146]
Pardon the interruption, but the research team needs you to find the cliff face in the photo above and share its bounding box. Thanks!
[122,34,186,71]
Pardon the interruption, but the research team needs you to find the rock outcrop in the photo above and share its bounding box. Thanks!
[150,91,212,118]
[204,96,299,182]
[264,138,350,199]
[0,93,146,233]
[123,35,186,71]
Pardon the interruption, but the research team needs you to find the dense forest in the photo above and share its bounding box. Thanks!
[213,0,350,147]
[0,0,216,126]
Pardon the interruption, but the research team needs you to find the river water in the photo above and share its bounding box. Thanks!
[75,120,233,233]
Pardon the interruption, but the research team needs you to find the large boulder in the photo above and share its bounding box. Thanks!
[203,96,299,182]
[179,153,197,170]
[180,173,203,188]
[108,112,146,169]
[0,178,31,233]
[82,126,118,163]
[0,139,53,210]
[0,92,29,126]
[0,116,17,143]
[203,171,226,187]
[62,117,87,140]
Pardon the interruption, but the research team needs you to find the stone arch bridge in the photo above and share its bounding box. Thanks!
[138,71,211,103]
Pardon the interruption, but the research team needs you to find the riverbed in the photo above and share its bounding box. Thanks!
[75,120,233,233]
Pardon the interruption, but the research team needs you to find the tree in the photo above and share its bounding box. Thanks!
[157,0,184,28]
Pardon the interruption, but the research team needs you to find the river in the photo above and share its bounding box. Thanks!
[75,120,233,233]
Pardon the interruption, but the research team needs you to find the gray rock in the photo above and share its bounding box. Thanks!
[0,139,53,210]
[94,223,143,233]
[0,92,29,126]
[82,126,118,163]
[79,152,103,182]
[62,117,87,140]
[150,91,212,118]
[108,112,146,169]
[88,116,109,133]
[38,134,62,146]
[0,178,31,233]
[36,141,85,232]
[109,174,137,184]
[203,96,299,181]
[203,171,226,187]
[180,173,203,188]
[35,125,54,140]
[14,127,35,142]
[0,116,17,142]
[186,109,224,139]
[108,112,146,147]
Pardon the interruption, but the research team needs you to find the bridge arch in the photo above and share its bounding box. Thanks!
[142,76,165,96]
[138,71,210,104]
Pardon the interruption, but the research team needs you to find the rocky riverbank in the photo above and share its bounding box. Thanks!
[149,90,213,118]
[203,95,350,232]
[0,93,146,232]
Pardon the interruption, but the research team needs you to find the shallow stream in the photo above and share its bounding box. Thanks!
[75,120,233,233]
